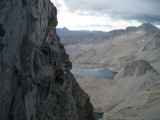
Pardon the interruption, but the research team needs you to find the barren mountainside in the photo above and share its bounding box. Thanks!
[66,23,160,72]
[0,0,94,120]
[62,23,160,120]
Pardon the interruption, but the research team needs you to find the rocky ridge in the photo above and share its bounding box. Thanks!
[0,0,94,120]
[60,23,159,47]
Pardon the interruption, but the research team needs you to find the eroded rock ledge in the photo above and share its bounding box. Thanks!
[0,0,94,120]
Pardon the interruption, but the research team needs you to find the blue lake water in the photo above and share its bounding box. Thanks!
[71,68,117,80]
[94,113,103,120]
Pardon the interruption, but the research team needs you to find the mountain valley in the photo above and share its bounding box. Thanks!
[58,23,160,120]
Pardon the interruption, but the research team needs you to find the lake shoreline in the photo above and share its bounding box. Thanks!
[71,68,117,80]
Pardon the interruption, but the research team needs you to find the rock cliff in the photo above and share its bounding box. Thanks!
[0,0,94,120]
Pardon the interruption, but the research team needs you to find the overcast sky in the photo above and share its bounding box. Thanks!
[51,0,160,31]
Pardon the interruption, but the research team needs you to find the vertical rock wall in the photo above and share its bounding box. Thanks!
[0,0,94,120]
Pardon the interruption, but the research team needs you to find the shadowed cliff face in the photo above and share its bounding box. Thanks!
[0,0,94,120]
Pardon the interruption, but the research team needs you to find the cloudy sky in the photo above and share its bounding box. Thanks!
[51,0,160,31]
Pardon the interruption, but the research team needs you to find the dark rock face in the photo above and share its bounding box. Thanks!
[0,23,5,37]
[0,0,94,120]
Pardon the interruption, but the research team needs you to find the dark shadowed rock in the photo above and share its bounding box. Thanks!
[0,23,5,37]
[0,0,94,120]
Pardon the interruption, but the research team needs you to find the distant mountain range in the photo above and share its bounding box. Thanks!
[66,22,160,69]
[56,27,106,38]
[57,23,160,46]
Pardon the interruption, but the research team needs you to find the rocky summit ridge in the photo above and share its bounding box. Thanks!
[59,23,160,47]
[0,0,94,120]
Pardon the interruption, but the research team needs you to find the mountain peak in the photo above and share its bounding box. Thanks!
[141,22,152,26]
[138,22,159,33]
[62,27,69,30]
[140,22,155,28]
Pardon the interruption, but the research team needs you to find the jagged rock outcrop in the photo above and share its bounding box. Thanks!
[0,0,94,120]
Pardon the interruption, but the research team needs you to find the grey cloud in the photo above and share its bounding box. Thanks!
[62,0,160,24]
